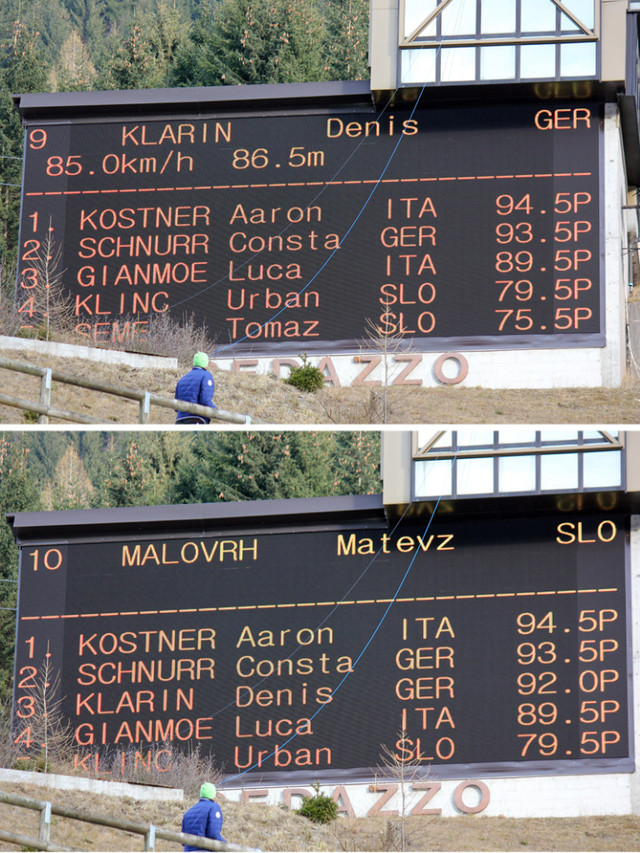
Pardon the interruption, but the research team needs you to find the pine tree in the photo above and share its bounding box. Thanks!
[0,17,50,286]
[31,0,75,67]
[325,0,369,80]
[181,0,327,86]
[169,431,380,504]
[52,29,97,91]
[333,432,381,495]
[99,0,192,89]
[42,444,95,510]
[60,0,113,65]
[74,431,122,494]
[99,432,191,507]
[131,431,191,505]
[0,87,23,289]
[144,0,193,87]
[3,19,51,94]
[101,438,155,506]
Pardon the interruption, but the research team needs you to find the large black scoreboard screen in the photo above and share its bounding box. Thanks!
[13,505,632,784]
[16,92,604,355]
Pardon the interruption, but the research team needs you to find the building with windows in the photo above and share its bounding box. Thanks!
[373,0,609,90]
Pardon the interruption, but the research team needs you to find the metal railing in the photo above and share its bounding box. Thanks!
[0,356,262,425]
[0,790,259,852]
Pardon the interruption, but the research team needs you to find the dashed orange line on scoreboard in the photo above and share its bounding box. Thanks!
[23,171,593,198]
[19,586,618,621]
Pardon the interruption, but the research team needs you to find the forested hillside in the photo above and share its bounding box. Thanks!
[0,0,369,314]
[0,430,380,693]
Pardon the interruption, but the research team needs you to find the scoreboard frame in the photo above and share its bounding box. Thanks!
[9,493,634,786]
[14,81,606,361]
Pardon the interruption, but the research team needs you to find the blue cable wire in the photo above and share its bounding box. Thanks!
[166,73,433,352]
[204,20,451,357]
[209,83,431,357]
[204,497,417,723]
[223,491,445,785]
[167,111,387,315]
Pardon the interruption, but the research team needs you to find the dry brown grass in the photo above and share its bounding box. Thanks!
[0,779,638,851]
[0,344,639,425]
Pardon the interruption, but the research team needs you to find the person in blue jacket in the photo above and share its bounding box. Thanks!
[175,352,216,424]
[182,782,227,850]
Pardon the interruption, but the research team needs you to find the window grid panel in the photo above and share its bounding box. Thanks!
[399,0,598,85]
[496,428,539,447]
[481,45,516,79]
[497,454,537,493]
[413,451,623,499]
[521,0,557,33]
[414,432,621,460]
[403,44,599,84]
[453,428,497,449]
[405,0,596,41]
[441,0,477,37]
[481,0,516,34]
[540,453,580,491]
[403,0,439,39]
[457,456,495,494]
[583,451,623,489]
[413,427,623,500]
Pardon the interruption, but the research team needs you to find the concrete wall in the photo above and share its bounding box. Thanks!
[212,345,610,389]
[370,0,397,91]
[601,1,629,83]
[0,335,178,371]
[0,767,183,802]
[602,103,632,387]
[221,773,635,818]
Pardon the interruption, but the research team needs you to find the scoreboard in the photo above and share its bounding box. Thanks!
[12,499,632,784]
[15,89,604,357]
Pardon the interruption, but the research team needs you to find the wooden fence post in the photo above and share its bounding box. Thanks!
[38,368,52,424]
[38,800,52,846]
[139,391,151,424]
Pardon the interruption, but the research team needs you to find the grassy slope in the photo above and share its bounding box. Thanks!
[0,780,639,851]
[1,346,638,425]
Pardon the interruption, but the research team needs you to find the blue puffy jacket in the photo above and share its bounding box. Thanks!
[181,798,226,850]
[175,367,216,423]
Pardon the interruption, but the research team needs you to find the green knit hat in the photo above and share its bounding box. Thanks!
[201,782,217,800]
[193,351,209,368]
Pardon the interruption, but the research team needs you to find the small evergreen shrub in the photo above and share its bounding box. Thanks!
[16,749,51,773]
[16,326,38,339]
[296,782,338,824]
[285,354,324,393]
